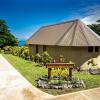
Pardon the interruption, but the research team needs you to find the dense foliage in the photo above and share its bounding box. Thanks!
[33,51,53,64]
[0,19,18,47]
[41,51,53,64]
[59,55,65,63]
[0,46,29,59]
[88,19,100,36]
[0,46,52,64]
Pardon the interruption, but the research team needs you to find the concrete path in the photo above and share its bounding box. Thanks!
[46,87,100,100]
[0,54,53,100]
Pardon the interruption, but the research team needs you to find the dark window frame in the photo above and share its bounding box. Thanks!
[88,46,93,52]
[95,46,99,52]
[36,45,38,53]
[43,45,46,51]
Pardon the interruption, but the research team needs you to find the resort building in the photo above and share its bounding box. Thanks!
[26,19,100,66]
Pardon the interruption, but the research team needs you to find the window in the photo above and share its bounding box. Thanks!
[95,47,99,52]
[43,45,46,51]
[36,45,38,53]
[88,47,93,52]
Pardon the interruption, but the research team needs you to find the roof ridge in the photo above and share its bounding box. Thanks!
[55,21,76,45]
[42,19,79,28]
[70,20,78,46]
[79,22,90,45]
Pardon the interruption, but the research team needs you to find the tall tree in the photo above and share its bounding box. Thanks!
[0,19,18,47]
[88,19,100,36]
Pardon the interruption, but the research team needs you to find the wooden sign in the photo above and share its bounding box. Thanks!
[46,63,75,79]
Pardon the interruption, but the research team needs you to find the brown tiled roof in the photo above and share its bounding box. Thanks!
[26,19,100,46]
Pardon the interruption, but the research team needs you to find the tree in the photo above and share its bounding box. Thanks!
[96,19,100,23]
[88,19,100,36]
[0,19,18,47]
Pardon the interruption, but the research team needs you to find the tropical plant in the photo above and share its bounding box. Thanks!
[59,55,65,62]
[33,53,41,63]
[20,46,29,59]
[61,68,69,77]
[88,59,98,68]
[1,46,30,60]
[13,46,21,56]
[41,51,52,65]
[0,19,18,47]
[3,46,13,54]
[0,48,1,53]
[0,49,4,53]
[57,68,64,80]
[30,55,34,61]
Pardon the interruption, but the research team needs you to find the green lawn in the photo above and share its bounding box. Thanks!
[3,54,100,95]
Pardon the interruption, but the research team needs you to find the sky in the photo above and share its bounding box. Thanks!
[0,0,100,41]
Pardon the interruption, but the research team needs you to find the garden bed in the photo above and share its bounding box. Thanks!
[36,75,86,89]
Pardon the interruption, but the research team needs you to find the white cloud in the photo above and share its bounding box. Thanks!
[81,5,100,25]
[61,4,100,25]
[82,15,99,25]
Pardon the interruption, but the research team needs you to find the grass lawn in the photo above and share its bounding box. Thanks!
[3,54,100,95]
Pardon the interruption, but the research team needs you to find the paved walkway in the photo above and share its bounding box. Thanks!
[46,87,100,100]
[0,54,53,100]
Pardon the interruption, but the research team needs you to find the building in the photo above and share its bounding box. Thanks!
[26,19,100,66]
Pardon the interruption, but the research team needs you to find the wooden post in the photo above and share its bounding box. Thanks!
[48,68,51,79]
[69,68,72,80]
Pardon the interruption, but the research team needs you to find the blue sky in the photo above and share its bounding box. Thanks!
[0,0,100,40]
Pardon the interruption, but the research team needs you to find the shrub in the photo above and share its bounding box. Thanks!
[33,53,41,63]
[1,46,30,60]
[41,51,52,65]
[59,55,65,63]
[3,46,13,54]
[30,55,34,61]
[0,48,1,53]
[0,49,4,54]
[88,59,98,69]
[20,46,29,59]
[12,46,21,56]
